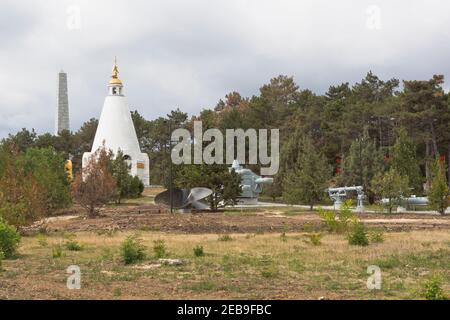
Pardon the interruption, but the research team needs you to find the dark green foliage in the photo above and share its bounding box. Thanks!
[193,245,204,257]
[428,159,449,215]
[23,147,71,211]
[121,235,147,264]
[0,218,21,258]
[391,127,423,193]
[282,135,331,210]
[338,128,385,203]
[110,150,144,203]
[347,222,369,246]
[65,240,82,251]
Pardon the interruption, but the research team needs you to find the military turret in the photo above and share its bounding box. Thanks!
[230,160,273,204]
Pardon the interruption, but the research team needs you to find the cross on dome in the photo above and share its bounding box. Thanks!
[109,56,123,86]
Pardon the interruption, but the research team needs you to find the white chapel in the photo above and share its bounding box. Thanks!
[82,59,150,186]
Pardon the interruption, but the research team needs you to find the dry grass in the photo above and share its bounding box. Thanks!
[1,229,449,299]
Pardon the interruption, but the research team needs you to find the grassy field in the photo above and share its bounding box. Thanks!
[1,228,449,299]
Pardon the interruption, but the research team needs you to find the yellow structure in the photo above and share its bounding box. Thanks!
[109,57,123,85]
[64,159,73,182]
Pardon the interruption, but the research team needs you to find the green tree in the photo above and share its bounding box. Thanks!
[109,150,144,203]
[391,127,423,193]
[371,168,410,214]
[282,136,331,210]
[0,147,47,226]
[339,128,384,203]
[428,159,449,215]
[23,147,71,211]
[110,150,130,204]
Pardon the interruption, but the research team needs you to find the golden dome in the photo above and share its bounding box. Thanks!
[109,57,123,85]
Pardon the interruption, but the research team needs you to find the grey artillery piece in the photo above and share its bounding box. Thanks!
[230,160,273,205]
[327,186,365,212]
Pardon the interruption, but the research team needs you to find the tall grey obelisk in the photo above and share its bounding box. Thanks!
[55,70,70,135]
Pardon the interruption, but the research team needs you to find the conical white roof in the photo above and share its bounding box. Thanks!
[91,94,142,157]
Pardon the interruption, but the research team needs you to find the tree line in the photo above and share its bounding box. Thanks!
[1,71,449,221]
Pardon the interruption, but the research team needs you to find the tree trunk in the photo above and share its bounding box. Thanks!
[429,122,438,156]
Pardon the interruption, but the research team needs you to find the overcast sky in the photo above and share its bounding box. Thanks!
[1,0,450,138]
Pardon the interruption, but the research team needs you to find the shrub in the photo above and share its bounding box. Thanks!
[121,235,146,264]
[193,245,204,257]
[37,234,48,247]
[421,276,448,300]
[52,244,63,258]
[369,229,384,243]
[280,232,287,242]
[348,222,369,246]
[153,240,167,258]
[65,240,82,251]
[0,218,21,258]
[218,234,233,242]
[304,233,322,246]
[71,147,117,217]
[318,200,355,233]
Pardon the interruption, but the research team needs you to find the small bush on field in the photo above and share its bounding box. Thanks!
[153,240,167,258]
[218,234,233,242]
[52,244,63,258]
[304,233,322,246]
[348,222,369,246]
[193,245,204,257]
[421,276,448,300]
[261,266,279,278]
[0,218,21,258]
[37,234,48,247]
[121,235,146,264]
[318,200,355,233]
[302,222,314,232]
[369,229,384,243]
[65,240,82,251]
[280,232,287,242]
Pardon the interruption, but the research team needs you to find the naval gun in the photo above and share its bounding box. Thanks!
[230,160,273,204]
[327,186,365,212]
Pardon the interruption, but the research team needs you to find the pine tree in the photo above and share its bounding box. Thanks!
[282,136,331,210]
[428,158,449,215]
[339,128,384,203]
[110,150,131,204]
[391,127,423,193]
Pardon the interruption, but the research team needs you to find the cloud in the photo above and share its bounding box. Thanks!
[1,0,450,138]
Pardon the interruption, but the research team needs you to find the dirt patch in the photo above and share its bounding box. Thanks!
[25,205,450,234]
